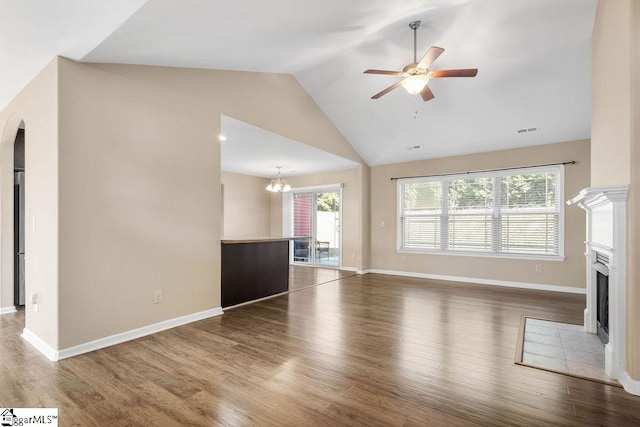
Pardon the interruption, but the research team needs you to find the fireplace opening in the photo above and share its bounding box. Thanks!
[594,252,610,345]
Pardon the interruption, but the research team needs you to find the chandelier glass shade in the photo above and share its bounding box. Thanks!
[265,167,291,192]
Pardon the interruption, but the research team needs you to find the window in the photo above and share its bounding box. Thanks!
[398,165,563,259]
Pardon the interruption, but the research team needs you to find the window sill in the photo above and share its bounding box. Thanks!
[396,249,566,262]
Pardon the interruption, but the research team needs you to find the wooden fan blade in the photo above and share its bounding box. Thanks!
[420,85,435,102]
[364,69,404,76]
[430,68,478,78]
[371,80,404,99]
[417,46,444,69]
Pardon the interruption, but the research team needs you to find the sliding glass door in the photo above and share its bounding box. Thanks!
[292,188,341,267]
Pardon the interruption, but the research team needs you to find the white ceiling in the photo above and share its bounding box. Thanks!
[221,115,359,178]
[0,0,147,109]
[1,0,597,171]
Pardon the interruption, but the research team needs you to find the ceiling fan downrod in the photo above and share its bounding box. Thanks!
[409,20,421,64]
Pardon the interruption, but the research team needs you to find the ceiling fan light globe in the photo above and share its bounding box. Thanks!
[402,75,429,95]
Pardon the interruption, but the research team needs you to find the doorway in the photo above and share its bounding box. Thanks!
[13,128,25,307]
[292,188,341,267]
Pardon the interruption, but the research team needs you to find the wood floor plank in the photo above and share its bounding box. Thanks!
[1,268,639,425]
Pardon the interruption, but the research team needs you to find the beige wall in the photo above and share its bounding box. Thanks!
[270,192,283,236]
[221,171,271,237]
[271,168,361,270]
[0,58,59,348]
[630,0,640,379]
[370,139,590,288]
[592,0,640,381]
[54,58,366,349]
[359,165,371,270]
[591,0,632,186]
[57,60,220,348]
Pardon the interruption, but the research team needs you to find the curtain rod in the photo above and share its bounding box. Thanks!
[390,161,576,181]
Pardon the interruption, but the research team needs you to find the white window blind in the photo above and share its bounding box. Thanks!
[398,166,563,259]
[401,181,442,249]
[448,177,493,252]
[499,172,559,255]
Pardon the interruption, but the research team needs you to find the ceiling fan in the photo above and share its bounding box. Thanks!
[364,21,478,101]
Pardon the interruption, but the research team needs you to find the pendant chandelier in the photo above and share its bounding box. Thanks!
[265,166,291,193]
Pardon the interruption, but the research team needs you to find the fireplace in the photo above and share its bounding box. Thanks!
[567,186,627,382]
[594,253,609,345]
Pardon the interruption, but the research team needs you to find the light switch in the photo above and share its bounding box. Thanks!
[31,293,39,313]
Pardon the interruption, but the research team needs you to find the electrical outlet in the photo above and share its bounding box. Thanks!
[535,264,543,273]
[153,290,163,304]
[401,256,406,263]
[380,221,385,228]
[351,253,356,260]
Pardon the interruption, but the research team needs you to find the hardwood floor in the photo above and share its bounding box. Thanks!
[2,271,640,426]
[288,265,356,291]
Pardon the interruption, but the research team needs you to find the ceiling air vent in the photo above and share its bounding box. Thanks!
[517,126,539,134]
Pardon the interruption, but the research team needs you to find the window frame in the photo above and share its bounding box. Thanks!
[396,165,565,261]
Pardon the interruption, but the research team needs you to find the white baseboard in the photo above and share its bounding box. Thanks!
[57,307,224,360]
[619,371,640,396]
[23,307,224,362]
[0,306,17,315]
[21,328,58,361]
[364,269,586,294]
[339,267,367,275]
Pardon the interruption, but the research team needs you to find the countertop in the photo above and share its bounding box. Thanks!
[221,236,310,244]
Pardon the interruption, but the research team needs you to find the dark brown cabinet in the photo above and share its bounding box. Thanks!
[221,239,289,307]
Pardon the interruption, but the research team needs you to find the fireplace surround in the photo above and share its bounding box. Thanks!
[567,186,627,382]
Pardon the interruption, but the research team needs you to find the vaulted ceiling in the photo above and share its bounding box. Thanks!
[1,0,597,169]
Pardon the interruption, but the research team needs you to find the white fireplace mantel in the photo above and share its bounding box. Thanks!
[568,186,629,209]
[567,185,629,385]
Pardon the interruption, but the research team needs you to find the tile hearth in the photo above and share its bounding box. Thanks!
[521,318,617,385]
